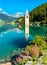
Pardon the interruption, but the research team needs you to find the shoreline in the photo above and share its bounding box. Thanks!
[0,62,12,65]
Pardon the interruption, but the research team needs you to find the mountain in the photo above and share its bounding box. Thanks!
[16,3,47,26]
[29,3,47,24]
[0,13,17,22]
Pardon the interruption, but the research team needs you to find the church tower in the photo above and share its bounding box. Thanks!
[25,9,29,40]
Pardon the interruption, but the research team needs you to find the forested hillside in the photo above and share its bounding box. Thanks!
[17,3,47,25]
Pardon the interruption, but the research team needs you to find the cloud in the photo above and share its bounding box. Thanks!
[0,8,3,11]
[16,12,23,15]
[12,12,24,18]
[2,11,8,15]
[3,11,7,14]
[0,8,24,18]
[0,8,9,15]
[16,12,23,16]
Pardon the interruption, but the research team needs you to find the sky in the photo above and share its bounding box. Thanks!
[0,0,47,15]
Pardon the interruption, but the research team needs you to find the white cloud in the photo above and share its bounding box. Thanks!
[16,12,23,15]
[3,11,7,14]
[0,8,9,15]
[0,8,24,18]
[2,11,8,15]
[0,8,3,11]
[12,12,24,18]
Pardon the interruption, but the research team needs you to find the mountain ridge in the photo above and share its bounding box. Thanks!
[16,3,47,26]
[0,13,17,22]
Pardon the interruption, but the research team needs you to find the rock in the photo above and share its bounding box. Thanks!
[25,61,32,65]
[38,56,43,60]
[31,44,40,57]
[37,62,44,65]
[0,62,12,65]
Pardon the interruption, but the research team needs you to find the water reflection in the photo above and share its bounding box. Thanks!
[0,29,33,59]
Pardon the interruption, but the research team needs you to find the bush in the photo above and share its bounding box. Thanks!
[33,36,46,50]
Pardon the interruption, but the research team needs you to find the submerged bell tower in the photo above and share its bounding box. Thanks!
[25,9,29,40]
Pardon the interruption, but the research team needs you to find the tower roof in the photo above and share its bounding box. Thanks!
[26,9,29,15]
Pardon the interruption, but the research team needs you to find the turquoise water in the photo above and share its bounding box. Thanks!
[30,25,47,37]
[0,29,33,59]
[0,24,47,59]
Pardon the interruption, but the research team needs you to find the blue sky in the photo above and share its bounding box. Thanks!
[0,0,47,15]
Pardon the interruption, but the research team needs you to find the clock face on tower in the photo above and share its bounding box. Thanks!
[26,16,28,18]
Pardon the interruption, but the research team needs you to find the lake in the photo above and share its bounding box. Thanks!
[0,24,47,59]
[0,28,33,59]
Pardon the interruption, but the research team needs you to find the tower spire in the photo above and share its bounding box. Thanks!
[26,9,29,15]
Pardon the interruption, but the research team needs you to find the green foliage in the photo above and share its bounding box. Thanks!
[0,19,5,27]
[25,45,32,52]
[25,45,32,56]
[30,3,47,23]
[17,3,47,26]
[25,36,47,57]
[32,56,38,61]
[39,55,47,65]
[32,61,37,65]
[17,59,28,65]
[33,36,46,50]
